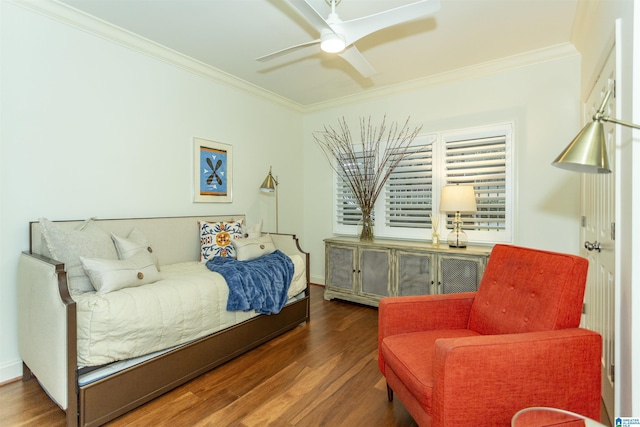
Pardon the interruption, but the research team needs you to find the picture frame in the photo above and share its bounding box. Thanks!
[193,138,232,203]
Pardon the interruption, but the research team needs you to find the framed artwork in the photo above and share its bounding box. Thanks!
[193,138,232,203]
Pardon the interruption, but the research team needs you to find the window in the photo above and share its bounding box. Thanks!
[335,150,374,227]
[441,124,512,244]
[333,123,513,244]
[381,134,436,239]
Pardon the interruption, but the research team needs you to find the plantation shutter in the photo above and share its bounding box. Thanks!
[385,136,434,229]
[336,151,375,226]
[444,134,507,233]
[336,178,360,226]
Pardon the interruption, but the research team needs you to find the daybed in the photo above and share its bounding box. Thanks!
[17,215,310,427]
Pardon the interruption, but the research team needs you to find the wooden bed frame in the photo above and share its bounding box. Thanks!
[18,215,310,427]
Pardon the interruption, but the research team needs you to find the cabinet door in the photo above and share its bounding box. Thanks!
[359,249,390,297]
[396,251,434,296]
[327,245,356,292]
[438,255,482,294]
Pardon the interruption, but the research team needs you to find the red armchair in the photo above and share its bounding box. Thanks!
[378,244,602,427]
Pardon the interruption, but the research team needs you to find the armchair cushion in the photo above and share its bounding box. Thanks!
[377,292,476,374]
[380,329,480,413]
[468,245,588,335]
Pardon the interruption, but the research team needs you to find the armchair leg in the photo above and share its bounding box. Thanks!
[387,383,393,402]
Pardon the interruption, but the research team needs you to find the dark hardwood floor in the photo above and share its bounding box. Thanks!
[0,285,417,427]
[0,285,612,427]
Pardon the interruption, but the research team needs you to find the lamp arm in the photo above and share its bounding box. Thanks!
[594,90,612,115]
[601,115,640,130]
[592,90,640,130]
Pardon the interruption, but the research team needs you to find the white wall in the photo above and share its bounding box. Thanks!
[302,53,582,285]
[571,0,638,416]
[0,1,303,382]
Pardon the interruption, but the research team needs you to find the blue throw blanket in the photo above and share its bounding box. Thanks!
[206,250,294,315]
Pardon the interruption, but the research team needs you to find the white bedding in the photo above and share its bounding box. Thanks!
[74,257,306,367]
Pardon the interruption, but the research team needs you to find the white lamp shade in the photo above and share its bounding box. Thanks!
[440,185,477,213]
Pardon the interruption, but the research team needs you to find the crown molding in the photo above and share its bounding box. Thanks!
[7,0,305,112]
[303,43,579,112]
[8,0,579,114]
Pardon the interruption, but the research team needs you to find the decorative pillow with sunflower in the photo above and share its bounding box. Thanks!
[198,219,244,261]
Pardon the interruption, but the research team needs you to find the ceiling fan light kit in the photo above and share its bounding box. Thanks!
[257,0,440,78]
[320,31,346,53]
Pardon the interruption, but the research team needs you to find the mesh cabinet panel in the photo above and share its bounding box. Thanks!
[440,257,479,294]
[360,250,389,296]
[398,253,432,296]
[328,246,354,290]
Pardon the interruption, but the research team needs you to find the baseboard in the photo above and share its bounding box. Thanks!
[0,359,23,385]
[310,274,325,286]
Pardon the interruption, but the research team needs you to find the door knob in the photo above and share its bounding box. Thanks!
[584,241,602,252]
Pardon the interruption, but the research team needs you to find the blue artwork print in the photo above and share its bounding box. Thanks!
[199,146,228,196]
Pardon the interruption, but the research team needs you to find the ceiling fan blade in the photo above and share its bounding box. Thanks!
[257,0,335,62]
[338,45,377,78]
[288,0,332,33]
[340,0,441,46]
[256,38,321,61]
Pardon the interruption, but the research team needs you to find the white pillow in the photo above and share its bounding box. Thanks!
[39,218,118,293]
[232,234,276,261]
[244,220,263,239]
[80,251,160,294]
[112,227,159,269]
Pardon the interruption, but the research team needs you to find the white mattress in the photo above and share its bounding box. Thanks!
[74,258,306,367]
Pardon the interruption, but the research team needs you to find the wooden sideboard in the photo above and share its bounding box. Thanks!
[324,237,492,307]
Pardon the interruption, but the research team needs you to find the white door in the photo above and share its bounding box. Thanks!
[581,49,616,425]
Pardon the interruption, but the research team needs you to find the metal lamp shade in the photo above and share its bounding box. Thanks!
[260,171,277,193]
[552,120,611,174]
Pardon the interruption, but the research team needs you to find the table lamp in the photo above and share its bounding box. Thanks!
[440,184,477,248]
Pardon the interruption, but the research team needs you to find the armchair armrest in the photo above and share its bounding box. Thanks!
[432,328,602,427]
[378,293,476,373]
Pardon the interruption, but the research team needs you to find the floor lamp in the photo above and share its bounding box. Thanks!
[552,90,640,174]
[259,166,279,233]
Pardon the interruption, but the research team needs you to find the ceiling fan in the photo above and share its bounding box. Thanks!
[257,0,440,78]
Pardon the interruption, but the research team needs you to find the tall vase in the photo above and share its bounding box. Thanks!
[359,209,374,241]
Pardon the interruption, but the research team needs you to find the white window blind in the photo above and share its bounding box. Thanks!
[335,151,375,227]
[384,134,435,230]
[443,125,512,243]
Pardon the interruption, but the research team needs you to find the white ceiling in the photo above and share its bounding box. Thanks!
[57,0,579,107]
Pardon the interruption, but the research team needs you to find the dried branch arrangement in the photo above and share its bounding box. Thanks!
[313,115,423,240]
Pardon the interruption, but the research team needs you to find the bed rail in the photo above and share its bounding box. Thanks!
[18,252,78,427]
